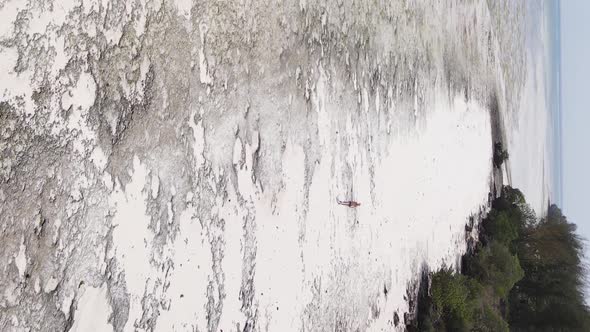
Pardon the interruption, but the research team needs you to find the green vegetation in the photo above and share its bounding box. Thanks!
[493,142,509,168]
[412,186,589,331]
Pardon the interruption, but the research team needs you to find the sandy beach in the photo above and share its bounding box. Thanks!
[0,1,552,331]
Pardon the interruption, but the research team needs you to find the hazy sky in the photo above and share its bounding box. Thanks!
[561,1,590,256]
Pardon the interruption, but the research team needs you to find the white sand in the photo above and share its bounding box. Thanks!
[106,93,492,331]
[70,284,113,332]
[0,1,549,331]
[247,95,492,330]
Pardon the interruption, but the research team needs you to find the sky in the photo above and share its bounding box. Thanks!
[560,0,590,274]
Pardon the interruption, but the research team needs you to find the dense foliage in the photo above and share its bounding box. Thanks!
[411,186,589,331]
[509,203,590,330]
[493,142,509,168]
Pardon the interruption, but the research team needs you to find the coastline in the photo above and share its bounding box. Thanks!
[404,90,508,329]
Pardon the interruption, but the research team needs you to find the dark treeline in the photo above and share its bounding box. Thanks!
[409,186,589,331]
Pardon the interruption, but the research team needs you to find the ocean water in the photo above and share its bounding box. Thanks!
[0,1,553,331]
[548,0,563,208]
[493,0,556,216]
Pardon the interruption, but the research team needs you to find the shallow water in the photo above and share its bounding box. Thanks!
[0,1,551,331]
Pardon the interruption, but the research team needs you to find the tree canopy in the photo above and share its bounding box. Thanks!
[411,186,590,331]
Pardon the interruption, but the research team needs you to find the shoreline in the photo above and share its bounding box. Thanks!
[403,90,508,329]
